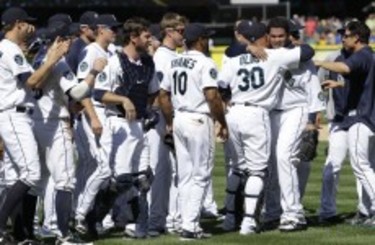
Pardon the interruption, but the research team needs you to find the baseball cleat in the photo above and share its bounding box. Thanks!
[179,230,212,241]
[346,212,368,226]
[75,220,88,235]
[279,220,307,232]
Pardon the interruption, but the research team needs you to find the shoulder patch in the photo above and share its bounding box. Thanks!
[63,71,74,81]
[209,68,218,79]
[14,54,24,65]
[98,72,107,82]
[156,71,164,83]
[318,91,325,101]
[79,61,88,72]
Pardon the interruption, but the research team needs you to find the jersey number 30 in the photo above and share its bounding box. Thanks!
[173,71,187,95]
[237,67,265,91]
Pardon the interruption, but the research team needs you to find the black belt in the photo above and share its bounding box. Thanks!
[16,106,33,115]
[231,102,258,107]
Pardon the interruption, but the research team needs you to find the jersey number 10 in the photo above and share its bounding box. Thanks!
[237,67,265,91]
[173,71,187,95]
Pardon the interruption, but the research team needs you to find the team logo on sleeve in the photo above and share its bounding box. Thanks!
[63,71,74,81]
[318,92,325,101]
[14,54,24,65]
[79,61,88,72]
[98,72,107,82]
[156,71,164,83]
[209,68,218,79]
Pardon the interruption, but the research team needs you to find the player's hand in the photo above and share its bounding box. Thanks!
[45,37,68,65]
[122,97,137,121]
[246,44,267,61]
[90,117,103,135]
[322,80,344,89]
[93,58,108,72]
[217,123,229,141]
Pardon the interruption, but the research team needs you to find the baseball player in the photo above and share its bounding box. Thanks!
[288,20,326,200]
[148,12,187,236]
[318,26,372,225]
[0,7,67,244]
[30,19,107,244]
[159,23,228,240]
[65,11,98,72]
[93,17,159,238]
[74,14,121,233]
[315,21,375,227]
[218,21,315,235]
[262,17,325,232]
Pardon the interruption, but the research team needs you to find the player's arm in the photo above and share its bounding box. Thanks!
[68,58,108,101]
[314,61,350,74]
[204,87,228,140]
[94,90,136,121]
[26,38,69,88]
[147,72,160,106]
[159,89,173,128]
[158,69,173,129]
[315,48,371,75]
[202,62,229,140]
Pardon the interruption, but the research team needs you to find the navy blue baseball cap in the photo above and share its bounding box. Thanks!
[79,11,98,27]
[48,13,73,26]
[289,19,304,33]
[1,7,36,26]
[45,21,77,40]
[184,23,215,43]
[237,21,267,42]
[95,14,121,28]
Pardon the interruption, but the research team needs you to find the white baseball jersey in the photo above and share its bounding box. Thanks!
[275,60,325,112]
[32,57,79,119]
[95,54,159,115]
[77,42,112,108]
[218,48,301,110]
[160,50,219,114]
[0,39,34,110]
[153,46,179,82]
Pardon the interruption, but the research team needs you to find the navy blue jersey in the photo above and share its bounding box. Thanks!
[65,38,87,73]
[331,49,351,122]
[339,46,375,131]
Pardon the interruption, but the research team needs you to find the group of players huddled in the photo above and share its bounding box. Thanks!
[0,5,374,245]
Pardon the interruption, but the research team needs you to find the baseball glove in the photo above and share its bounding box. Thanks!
[297,129,319,162]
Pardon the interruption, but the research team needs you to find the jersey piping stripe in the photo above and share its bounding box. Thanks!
[76,118,109,214]
[59,121,72,190]
[289,107,306,207]
[354,124,375,198]
[262,110,269,162]
[9,114,31,183]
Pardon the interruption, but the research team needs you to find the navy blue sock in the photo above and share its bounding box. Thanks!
[0,181,30,231]
[56,190,72,237]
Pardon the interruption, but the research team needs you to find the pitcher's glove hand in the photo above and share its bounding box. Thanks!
[297,129,319,162]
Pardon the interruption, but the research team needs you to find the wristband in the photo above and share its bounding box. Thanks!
[89,69,100,77]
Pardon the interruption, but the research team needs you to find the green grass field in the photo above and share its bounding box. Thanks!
[96,141,375,245]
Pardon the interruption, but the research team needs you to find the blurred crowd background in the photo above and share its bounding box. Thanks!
[1,0,375,45]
